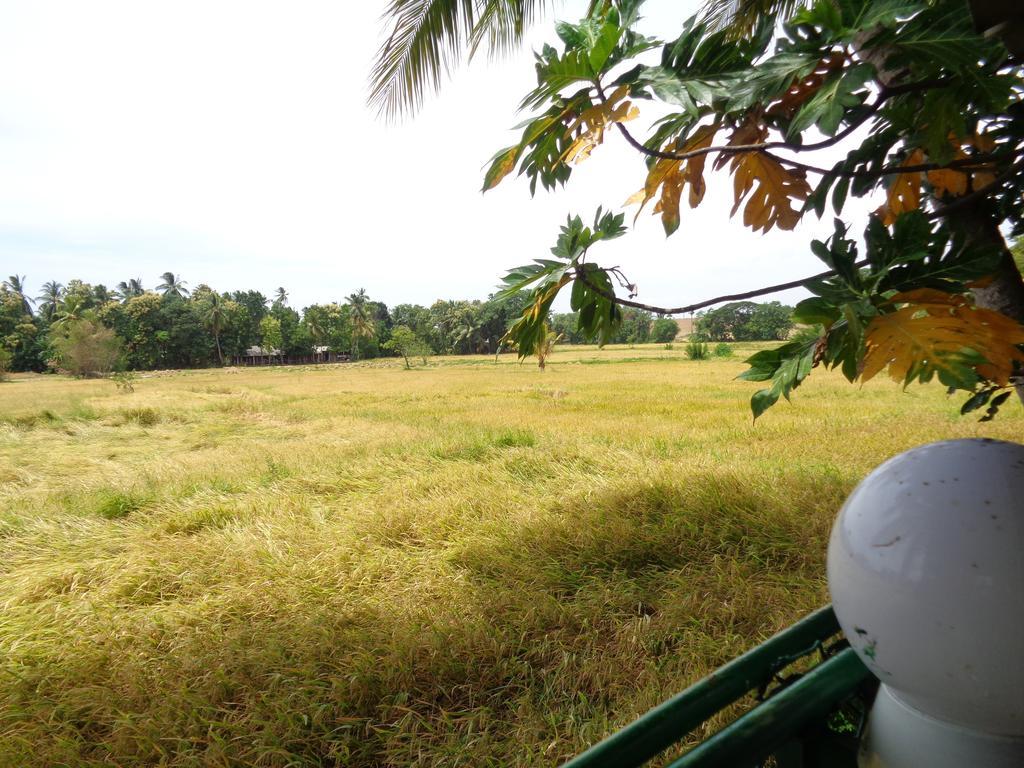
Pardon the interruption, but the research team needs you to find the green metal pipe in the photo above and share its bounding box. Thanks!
[664,647,871,768]
[560,606,841,768]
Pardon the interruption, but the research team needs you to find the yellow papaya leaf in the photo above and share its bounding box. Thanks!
[623,188,646,206]
[862,289,1024,388]
[878,149,924,226]
[926,166,969,198]
[713,119,767,171]
[562,85,639,165]
[925,132,998,199]
[728,151,810,233]
[632,123,718,235]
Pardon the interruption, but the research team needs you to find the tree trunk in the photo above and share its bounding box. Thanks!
[945,200,1024,403]
[857,24,1024,407]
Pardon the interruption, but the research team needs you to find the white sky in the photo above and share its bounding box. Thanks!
[0,0,877,314]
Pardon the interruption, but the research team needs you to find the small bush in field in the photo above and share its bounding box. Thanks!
[686,341,710,360]
[111,370,137,393]
[713,343,733,358]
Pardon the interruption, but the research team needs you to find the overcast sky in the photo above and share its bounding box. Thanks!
[0,0,877,314]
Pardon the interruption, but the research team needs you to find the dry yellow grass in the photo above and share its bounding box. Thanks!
[0,344,1020,766]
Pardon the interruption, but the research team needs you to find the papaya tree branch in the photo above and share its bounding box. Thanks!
[572,261,867,316]
[595,81,1008,180]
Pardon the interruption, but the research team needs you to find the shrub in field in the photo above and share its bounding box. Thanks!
[50,319,122,377]
[0,346,10,380]
[714,343,733,358]
[118,407,160,426]
[686,341,709,361]
[111,370,136,393]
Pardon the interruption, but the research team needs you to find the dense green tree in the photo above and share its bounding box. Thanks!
[614,308,653,344]
[651,317,680,343]
[0,287,43,371]
[391,303,433,346]
[231,290,268,346]
[259,316,284,362]
[62,280,98,312]
[384,325,431,368]
[302,303,351,354]
[549,312,586,344]
[159,297,210,368]
[745,302,796,341]
[694,302,794,342]
[217,300,253,359]
[478,293,529,352]
[270,303,309,356]
[112,293,163,369]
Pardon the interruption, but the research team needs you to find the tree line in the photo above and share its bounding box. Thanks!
[0,272,792,375]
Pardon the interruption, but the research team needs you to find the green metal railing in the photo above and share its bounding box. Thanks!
[561,605,874,768]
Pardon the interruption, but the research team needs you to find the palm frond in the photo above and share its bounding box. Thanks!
[468,0,555,60]
[698,0,807,38]
[369,0,553,120]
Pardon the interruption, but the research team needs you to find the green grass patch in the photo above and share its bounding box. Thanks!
[90,489,150,519]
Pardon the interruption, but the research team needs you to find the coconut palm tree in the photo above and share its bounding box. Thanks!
[116,278,145,299]
[3,275,33,314]
[156,272,189,299]
[346,289,375,360]
[305,314,327,359]
[36,281,64,321]
[52,294,87,328]
[273,287,288,307]
[92,284,116,304]
[203,292,226,365]
[452,307,484,354]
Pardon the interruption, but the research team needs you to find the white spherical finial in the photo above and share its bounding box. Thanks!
[828,439,1024,741]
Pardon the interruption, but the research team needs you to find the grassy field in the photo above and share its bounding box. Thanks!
[1,343,1021,767]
